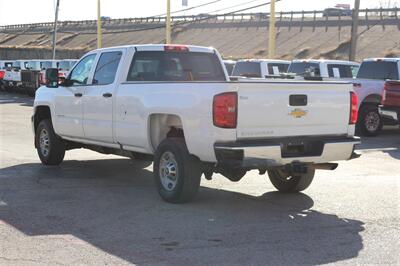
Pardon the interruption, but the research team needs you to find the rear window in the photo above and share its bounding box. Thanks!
[357,61,399,80]
[232,62,261,77]
[127,51,225,82]
[267,63,289,75]
[288,62,321,76]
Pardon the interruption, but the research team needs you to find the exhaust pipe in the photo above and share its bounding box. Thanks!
[311,163,338,171]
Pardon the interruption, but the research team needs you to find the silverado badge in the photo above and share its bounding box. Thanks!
[289,108,308,118]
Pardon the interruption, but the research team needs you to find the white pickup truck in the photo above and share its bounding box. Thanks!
[352,58,400,136]
[32,44,360,203]
[232,59,290,78]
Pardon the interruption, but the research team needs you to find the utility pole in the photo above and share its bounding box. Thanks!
[52,0,60,59]
[166,0,172,44]
[268,0,276,58]
[349,0,361,61]
[97,0,102,48]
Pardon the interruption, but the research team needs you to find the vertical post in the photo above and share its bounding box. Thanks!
[97,0,102,48]
[349,0,361,61]
[166,0,172,44]
[52,0,60,60]
[268,0,276,58]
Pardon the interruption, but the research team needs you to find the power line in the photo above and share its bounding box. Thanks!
[152,0,223,17]
[64,0,282,35]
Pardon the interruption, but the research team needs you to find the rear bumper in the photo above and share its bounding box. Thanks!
[214,136,360,169]
[379,106,399,123]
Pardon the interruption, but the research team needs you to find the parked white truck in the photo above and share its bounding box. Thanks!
[33,44,360,203]
[232,59,290,78]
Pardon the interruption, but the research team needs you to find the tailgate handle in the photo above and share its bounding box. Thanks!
[289,95,307,106]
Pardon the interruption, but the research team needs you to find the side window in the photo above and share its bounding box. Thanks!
[92,51,122,85]
[328,64,353,78]
[69,54,96,85]
[268,63,289,75]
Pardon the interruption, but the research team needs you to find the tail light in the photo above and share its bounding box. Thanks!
[213,92,237,128]
[382,83,388,104]
[164,45,189,52]
[0,70,4,80]
[349,92,358,125]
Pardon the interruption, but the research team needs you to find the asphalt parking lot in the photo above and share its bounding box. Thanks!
[0,92,399,265]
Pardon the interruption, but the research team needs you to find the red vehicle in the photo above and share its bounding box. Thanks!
[379,80,400,124]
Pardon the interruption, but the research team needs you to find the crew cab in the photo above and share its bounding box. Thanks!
[379,80,400,125]
[232,59,290,78]
[33,44,360,203]
[352,58,400,136]
[288,59,360,79]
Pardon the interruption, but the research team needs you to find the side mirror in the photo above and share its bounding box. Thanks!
[45,68,59,88]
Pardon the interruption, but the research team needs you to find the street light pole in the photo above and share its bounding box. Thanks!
[97,0,102,48]
[349,0,361,61]
[52,0,60,59]
[268,0,276,58]
[166,0,172,44]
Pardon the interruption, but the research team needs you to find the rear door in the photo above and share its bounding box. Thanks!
[234,81,351,139]
[82,49,123,143]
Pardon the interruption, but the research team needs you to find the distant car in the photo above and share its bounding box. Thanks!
[223,60,236,76]
[232,59,290,78]
[288,59,360,79]
[323,8,352,17]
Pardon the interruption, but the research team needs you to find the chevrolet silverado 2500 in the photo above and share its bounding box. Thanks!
[32,44,360,203]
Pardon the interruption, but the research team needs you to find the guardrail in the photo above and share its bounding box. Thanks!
[0,7,398,31]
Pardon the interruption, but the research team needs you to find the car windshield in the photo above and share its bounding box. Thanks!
[356,61,399,80]
[232,62,261,77]
[59,61,72,70]
[25,61,40,70]
[40,61,53,70]
[288,62,321,76]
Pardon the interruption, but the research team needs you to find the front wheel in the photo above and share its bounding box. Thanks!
[268,168,315,193]
[153,138,202,203]
[35,119,65,165]
[357,104,383,136]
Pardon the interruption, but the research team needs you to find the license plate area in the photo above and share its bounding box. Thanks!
[281,140,324,158]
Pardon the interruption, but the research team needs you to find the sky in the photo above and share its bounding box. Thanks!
[0,0,397,26]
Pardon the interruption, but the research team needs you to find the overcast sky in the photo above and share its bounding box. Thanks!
[0,0,396,26]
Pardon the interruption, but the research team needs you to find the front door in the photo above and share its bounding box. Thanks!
[53,54,96,139]
[82,50,123,143]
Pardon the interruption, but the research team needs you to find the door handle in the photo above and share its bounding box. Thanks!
[74,92,83,97]
[103,92,112,98]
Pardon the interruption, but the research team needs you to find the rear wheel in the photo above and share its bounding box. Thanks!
[153,138,202,203]
[357,104,382,136]
[268,168,315,193]
[35,119,65,165]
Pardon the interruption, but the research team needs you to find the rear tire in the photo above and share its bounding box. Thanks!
[357,104,383,136]
[35,119,65,165]
[153,138,202,203]
[268,168,315,193]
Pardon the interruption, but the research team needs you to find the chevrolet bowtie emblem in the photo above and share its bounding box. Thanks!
[289,108,308,118]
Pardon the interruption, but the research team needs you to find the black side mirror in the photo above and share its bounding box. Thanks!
[45,68,59,88]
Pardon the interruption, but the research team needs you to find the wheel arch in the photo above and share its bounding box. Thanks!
[148,113,185,153]
[33,105,52,134]
[361,94,381,107]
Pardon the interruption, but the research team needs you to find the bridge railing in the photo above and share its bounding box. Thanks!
[0,7,398,31]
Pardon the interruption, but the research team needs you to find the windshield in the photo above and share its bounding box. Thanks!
[357,61,399,80]
[232,62,261,77]
[59,61,72,70]
[40,61,53,70]
[224,63,235,75]
[127,51,226,82]
[25,61,40,70]
[288,62,321,76]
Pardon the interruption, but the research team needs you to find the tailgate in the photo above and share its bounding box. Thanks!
[234,81,352,139]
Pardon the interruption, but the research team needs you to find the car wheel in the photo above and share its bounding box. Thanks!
[153,138,202,203]
[268,167,315,193]
[35,119,65,165]
[357,104,383,137]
